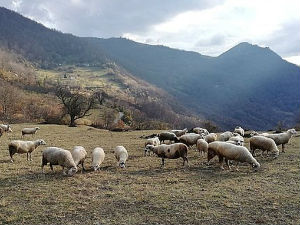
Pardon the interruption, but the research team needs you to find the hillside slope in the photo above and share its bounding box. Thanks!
[1,7,299,130]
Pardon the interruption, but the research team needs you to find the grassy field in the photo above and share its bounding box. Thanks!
[0,124,299,225]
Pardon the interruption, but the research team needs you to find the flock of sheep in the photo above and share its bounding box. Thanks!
[0,123,297,176]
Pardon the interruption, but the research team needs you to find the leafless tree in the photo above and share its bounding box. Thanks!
[56,86,95,127]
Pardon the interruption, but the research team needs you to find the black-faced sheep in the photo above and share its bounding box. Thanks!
[207,141,260,171]
[250,136,279,158]
[171,128,188,137]
[21,127,40,137]
[91,147,105,171]
[158,132,179,143]
[114,146,128,168]
[72,146,87,171]
[261,129,297,152]
[42,147,78,176]
[8,139,46,162]
[145,143,188,167]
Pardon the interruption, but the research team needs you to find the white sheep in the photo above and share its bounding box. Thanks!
[192,127,209,135]
[144,137,160,156]
[91,147,105,171]
[196,139,208,157]
[207,141,260,171]
[218,131,234,141]
[179,133,203,147]
[145,143,189,167]
[72,146,87,171]
[249,136,279,158]
[204,133,218,143]
[228,135,244,146]
[234,126,245,136]
[0,124,12,133]
[170,128,188,137]
[260,129,297,152]
[8,139,46,162]
[22,127,40,137]
[42,147,78,176]
[114,146,128,168]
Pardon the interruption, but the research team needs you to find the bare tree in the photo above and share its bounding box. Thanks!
[56,86,95,127]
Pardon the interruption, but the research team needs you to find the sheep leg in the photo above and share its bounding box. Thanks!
[161,158,165,168]
[30,153,32,161]
[183,157,189,167]
[81,162,85,172]
[218,156,224,170]
[282,144,285,153]
[27,153,29,161]
[225,158,231,170]
[62,166,67,175]
[50,163,54,171]
[42,157,47,173]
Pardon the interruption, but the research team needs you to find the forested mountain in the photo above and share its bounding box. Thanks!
[1,7,299,130]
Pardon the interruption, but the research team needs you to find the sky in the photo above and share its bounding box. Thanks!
[1,0,299,65]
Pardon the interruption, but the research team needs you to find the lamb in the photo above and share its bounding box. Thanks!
[145,143,188,167]
[249,136,279,158]
[158,132,179,143]
[21,127,40,137]
[218,131,234,141]
[0,124,12,133]
[8,139,46,162]
[71,146,87,171]
[228,135,244,146]
[207,141,260,170]
[196,139,208,157]
[192,127,209,135]
[234,126,244,136]
[91,147,105,171]
[144,137,160,156]
[170,128,188,137]
[42,147,78,176]
[260,129,297,152]
[114,146,128,168]
[204,133,218,143]
[179,133,203,147]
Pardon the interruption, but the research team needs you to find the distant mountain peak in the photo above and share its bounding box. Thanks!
[218,42,282,60]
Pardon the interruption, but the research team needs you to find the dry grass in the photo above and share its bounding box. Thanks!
[0,124,299,225]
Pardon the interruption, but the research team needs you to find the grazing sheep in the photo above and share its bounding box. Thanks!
[8,139,46,162]
[207,141,260,171]
[196,139,208,157]
[72,146,87,171]
[260,129,297,152]
[145,143,188,167]
[114,146,128,168]
[218,131,234,141]
[228,135,244,146]
[158,132,179,143]
[0,124,12,133]
[250,136,279,158]
[170,128,188,137]
[91,147,105,171]
[179,133,203,147]
[234,126,245,136]
[21,127,40,137]
[42,147,78,176]
[192,127,209,135]
[144,137,160,156]
[204,133,218,143]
